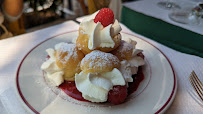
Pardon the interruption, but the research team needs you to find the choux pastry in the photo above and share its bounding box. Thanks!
[110,40,134,61]
[55,43,84,81]
[80,50,120,73]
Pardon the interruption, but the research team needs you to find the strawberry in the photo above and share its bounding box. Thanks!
[94,8,114,27]
[107,85,128,105]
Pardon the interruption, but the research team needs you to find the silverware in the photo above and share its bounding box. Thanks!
[189,71,203,101]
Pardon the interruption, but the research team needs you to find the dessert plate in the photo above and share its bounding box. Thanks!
[15,31,177,114]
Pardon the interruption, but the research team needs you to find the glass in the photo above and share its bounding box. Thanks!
[168,3,203,25]
[157,0,181,10]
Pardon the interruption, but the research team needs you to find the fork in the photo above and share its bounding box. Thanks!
[189,71,203,101]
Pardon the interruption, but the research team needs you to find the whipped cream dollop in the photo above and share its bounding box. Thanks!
[75,68,125,102]
[41,48,64,86]
[119,38,145,83]
[79,11,122,50]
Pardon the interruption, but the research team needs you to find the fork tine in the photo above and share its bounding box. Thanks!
[192,71,203,90]
[189,72,203,101]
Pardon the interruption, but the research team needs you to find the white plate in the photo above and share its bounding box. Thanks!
[15,31,177,114]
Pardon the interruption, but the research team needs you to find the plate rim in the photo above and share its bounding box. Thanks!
[15,31,177,114]
[122,32,177,114]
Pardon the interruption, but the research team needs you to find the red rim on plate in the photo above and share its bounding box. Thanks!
[16,31,176,114]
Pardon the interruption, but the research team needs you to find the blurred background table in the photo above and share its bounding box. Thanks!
[121,0,203,58]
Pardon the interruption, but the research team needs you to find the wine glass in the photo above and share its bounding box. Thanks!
[157,0,181,10]
[168,3,203,25]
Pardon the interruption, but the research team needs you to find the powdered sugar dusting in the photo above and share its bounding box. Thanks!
[119,40,133,54]
[55,42,79,64]
[55,42,76,53]
[81,50,119,70]
[115,40,133,59]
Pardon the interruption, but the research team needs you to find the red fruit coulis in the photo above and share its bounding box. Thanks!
[59,81,88,102]
[58,67,144,102]
[128,67,144,95]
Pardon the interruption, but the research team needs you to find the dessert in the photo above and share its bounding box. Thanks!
[41,8,145,105]
[76,8,122,54]
[80,50,120,73]
[76,50,125,102]
[55,43,84,81]
[111,39,145,83]
[41,42,84,85]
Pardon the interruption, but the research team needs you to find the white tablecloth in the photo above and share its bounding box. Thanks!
[0,19,203,114]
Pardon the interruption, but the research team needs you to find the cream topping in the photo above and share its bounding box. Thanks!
[79,11,122,50]
[47,71,64,86]
[41,48,64,86]
[119,60,135,82]
[75,68,125,102]
[119,38,145,83]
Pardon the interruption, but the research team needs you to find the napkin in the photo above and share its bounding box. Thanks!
[0,87,28,114]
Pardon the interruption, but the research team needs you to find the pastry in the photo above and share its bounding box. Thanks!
[41,42,84,86]
[55,43,85,81]
[76,8,122,54]
[111,40,134,61]
[41,8,145,105]
[80,50,120,73]
[112,38,145,83]
[76,50,126,103]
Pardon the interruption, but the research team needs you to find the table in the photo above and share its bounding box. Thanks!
[0,18,203,113]
[121,0,203,58]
